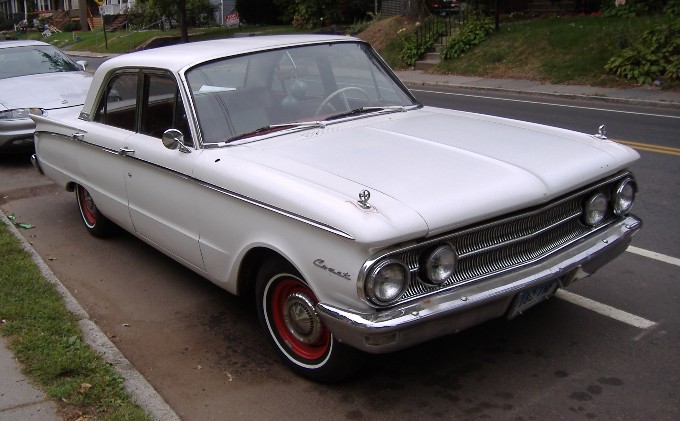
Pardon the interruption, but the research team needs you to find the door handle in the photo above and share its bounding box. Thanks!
[72,132,85,141]
[118,147,135,156]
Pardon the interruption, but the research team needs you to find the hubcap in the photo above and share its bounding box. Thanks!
[283,292,323,344]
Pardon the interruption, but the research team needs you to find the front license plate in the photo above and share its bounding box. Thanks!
[507,280,559,319]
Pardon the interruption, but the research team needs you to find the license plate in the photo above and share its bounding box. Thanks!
[507,280,559,319]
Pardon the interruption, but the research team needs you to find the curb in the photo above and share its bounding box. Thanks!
[401,79,680,110]
[0,211,181,421]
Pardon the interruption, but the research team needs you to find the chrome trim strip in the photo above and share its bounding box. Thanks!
[319,215,641,354]
[36,129,354,240]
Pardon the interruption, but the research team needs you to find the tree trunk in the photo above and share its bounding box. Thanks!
[178,0,189,43]
[403,0,430,20]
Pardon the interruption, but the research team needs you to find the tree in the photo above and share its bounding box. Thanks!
[178,0,188,43]
[131,0,214,41]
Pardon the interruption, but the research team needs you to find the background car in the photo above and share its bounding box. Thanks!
[429,0,461,15]
[0,40,91,154]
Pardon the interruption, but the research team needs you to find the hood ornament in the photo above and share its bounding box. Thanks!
[358,189,371,209]
[594,124,607,140]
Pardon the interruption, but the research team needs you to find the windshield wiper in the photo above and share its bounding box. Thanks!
[323,105,411,121]
[225,121,327,143]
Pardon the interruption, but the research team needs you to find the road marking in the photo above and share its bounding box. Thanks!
[627,246,680,267]
[614,140,680,156]
[555,290,657,329]
[409,88,680,120]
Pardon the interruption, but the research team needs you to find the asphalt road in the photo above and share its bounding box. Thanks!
[1,86,679,420]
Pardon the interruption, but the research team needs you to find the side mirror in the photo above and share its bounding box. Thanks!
[76,60,88,71]
[162,129,191,153]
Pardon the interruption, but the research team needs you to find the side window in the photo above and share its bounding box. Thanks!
[93,73,138,131]
[140,73,193,146]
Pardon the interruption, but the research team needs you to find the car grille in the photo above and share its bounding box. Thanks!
[388,172,632,305]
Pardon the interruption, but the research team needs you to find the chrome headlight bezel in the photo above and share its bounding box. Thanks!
[583,192,608,226]
[612,178,636,216]
[421,244,457,285]
[364,259,409,305]
[0,108,44,120]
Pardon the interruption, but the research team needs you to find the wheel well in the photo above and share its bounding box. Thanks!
[237,247,290,303]
[65,181,77,192]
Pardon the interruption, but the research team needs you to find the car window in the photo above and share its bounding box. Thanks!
[93,72,138,131]
[140,73,193,146]
[186,42,417,144]
[0,45,80,80]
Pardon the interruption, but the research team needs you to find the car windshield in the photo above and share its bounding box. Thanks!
[0,45,81,80]
[186,41,418,144]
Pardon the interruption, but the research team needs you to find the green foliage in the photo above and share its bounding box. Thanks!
[441,17,494,61]
[130,0,215,27]
[601,0,669,16]
[346,12,382,35]
[399,16,450,66]
[605,21,680,84]
[273,0,338,29]
[664,0,680,17]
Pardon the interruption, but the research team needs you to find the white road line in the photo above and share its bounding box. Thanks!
[554,290,657,329]
[409,88,680,120]
[627,246,680,267]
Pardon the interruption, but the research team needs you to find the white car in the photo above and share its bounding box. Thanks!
[0,40,91,153]
[31,35,641,382]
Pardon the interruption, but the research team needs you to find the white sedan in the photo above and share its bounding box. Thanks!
[31,35,641,382]
[0,40,91,153]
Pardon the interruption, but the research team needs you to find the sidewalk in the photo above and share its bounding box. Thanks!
[394,70,680,108]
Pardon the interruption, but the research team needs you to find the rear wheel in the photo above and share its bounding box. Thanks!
[75,184,116,238]
[256,259,364,382]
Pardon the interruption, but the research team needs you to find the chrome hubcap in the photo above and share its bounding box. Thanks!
[283,292,322,344]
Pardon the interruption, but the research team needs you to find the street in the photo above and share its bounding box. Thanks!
[1,82,679,420]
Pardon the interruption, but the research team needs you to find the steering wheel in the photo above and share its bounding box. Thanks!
[315,86,370,116]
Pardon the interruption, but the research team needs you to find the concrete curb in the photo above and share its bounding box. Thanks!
[0,211,181,421]
[401,79,680,110]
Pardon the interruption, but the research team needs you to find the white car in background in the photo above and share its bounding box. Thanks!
[31,35,641,382]
[0,40,91,153]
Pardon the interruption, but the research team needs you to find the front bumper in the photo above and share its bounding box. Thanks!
[0,118,35,154]
[317,215,641,354]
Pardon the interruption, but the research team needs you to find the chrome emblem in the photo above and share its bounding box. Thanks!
[358,189,371,209]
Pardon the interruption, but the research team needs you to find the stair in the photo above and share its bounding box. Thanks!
[108,14,128,32]
[89,16,103,30]
[415,36,448,71]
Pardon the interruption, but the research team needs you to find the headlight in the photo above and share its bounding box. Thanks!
[422,244,457,285]
[584,193,608,226]
[613,178,635,216]
[0,108,44,120]
[365,259,409,305]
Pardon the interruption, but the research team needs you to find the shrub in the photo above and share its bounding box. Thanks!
[605,21,680,84]
[440,17,494,61]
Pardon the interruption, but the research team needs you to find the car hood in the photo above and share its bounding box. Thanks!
[203,107,640,243]
[0,71,92,112]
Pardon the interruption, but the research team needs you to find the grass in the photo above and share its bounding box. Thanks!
[9,24,313,54]
[0,217,150,420]
[435,15,677,87]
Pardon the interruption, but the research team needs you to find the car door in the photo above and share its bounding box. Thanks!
[121,70,205,271]
[76,71,138,231]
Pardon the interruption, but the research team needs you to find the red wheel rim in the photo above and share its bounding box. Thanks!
[77,186,97,226]
[270,278,331,361]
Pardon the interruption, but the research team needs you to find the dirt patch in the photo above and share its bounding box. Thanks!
[356,16,415,51]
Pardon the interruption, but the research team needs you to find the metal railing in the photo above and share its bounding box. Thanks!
[414,14,464,57]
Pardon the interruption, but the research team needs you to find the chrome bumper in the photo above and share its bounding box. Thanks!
[316,215,642,354]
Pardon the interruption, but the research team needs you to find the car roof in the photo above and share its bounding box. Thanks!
[0,40,50,49]
[97,34,360,75]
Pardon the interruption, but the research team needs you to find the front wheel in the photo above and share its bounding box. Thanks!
[256,259,364,382]
[75,184,116,238]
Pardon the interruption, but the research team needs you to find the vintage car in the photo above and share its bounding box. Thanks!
[31,35,641,382]
[0,40,91,154]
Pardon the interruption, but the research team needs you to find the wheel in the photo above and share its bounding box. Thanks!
[75,184,116,238]
[256,259,364,382]
[315,86,370,116]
